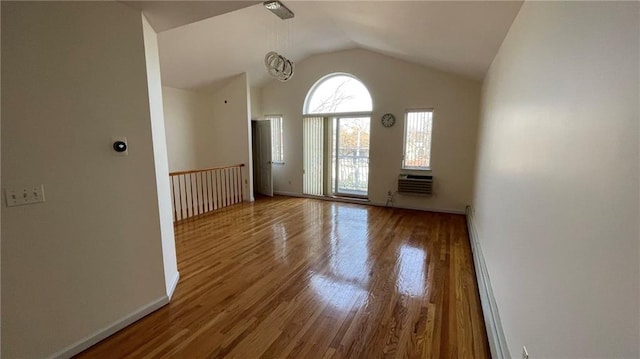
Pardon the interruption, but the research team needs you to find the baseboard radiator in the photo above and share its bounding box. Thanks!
[397,174,433,195]
[465,205,510,359]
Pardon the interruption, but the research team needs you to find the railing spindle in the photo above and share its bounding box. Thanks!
[211,170,220,210]
[238,168,244,201]
[206,172,210,211]
[190,173,195,216]
[196,173,202,215]
[199,171,204,214]
[238,167,242,202]
[210,170,214,211]
[176,176,181,221]
[229,168,234,205]
[185,174,189,218]
[215,169,220,209]
[221,168,227,207]
[231,168,236,204]
[177,175,183,220]
[235,167,240,203]
[227,168,232,205]
[171,176,177,222]
[189,173,195,217]
[214,170,218,209]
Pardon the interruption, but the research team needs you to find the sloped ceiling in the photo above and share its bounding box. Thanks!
[157,1,523,89]
[123,1,261,32]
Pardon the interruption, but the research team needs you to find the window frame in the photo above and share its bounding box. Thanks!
[266,114,285,165]
[402,108,434,171]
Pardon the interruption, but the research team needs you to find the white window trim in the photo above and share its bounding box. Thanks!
[402,108,434,171]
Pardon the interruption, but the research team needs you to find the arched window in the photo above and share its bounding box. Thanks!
[302,73,373,198]
[303,73,372,114]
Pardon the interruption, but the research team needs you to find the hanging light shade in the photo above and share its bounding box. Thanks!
[265,51,294,82]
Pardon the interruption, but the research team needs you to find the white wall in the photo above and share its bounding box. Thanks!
[0,2,3,355]
[260,48,480,213]
[1,2,175,357]
[142,15,179,299]
[473,2,639,358]
[250,86,263,121]
[162,73,253,201]
[208,74,253,201]
[162,87,206,172]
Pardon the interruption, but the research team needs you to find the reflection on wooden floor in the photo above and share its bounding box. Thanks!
[77,196,490,358]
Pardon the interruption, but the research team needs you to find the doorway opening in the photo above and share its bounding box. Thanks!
[251,119,273,197]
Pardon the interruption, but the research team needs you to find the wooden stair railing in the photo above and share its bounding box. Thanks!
[169,164,245,222]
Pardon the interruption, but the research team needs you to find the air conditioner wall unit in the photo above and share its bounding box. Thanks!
[398,174,433,196]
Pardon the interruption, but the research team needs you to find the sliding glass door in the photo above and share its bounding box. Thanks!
[332,117,370,197]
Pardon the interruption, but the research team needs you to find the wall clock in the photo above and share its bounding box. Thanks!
[381,113,396,128]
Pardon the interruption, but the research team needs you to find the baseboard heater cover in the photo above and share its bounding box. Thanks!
[397,174,433,195]
[466,205,510,359]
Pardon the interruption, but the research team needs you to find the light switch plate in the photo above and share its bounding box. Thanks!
[5,185,45,207]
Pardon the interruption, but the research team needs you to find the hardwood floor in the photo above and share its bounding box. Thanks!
[76,196,489,358]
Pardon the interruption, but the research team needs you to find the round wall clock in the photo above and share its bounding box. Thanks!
[381,113,396,128]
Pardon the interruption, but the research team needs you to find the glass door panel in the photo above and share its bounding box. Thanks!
[333,117,370,197]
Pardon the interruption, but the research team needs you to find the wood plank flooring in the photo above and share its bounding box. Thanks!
[76,196,489,358]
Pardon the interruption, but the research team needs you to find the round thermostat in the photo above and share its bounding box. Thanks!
[381,113,396,127]
[113,141,127,153]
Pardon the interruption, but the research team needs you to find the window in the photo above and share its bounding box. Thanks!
[267,115,284,164]
[403,110,433,170]
[304,73,372,115]
[303,73,373,198]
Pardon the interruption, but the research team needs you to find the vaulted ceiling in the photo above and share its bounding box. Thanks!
[123,1,262,32]
[148,1,523,90]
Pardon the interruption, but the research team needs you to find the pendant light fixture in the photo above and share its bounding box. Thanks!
[263,1,295,82]
[263,0,294,20]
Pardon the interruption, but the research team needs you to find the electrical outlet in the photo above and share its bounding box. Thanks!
[5,185,45,207]
[522,346,529,359]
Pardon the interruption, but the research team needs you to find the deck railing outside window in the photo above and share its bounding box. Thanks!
[335,152,369,195]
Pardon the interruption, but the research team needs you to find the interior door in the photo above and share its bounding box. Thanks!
[252,120,273,197]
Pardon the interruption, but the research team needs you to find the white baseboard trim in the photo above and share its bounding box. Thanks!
[273,191,465,214]
[273,190,304,197]
[369,201,465,214]
[465,205,510,359]
[50,295,170,359]
[167,271,180,300]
